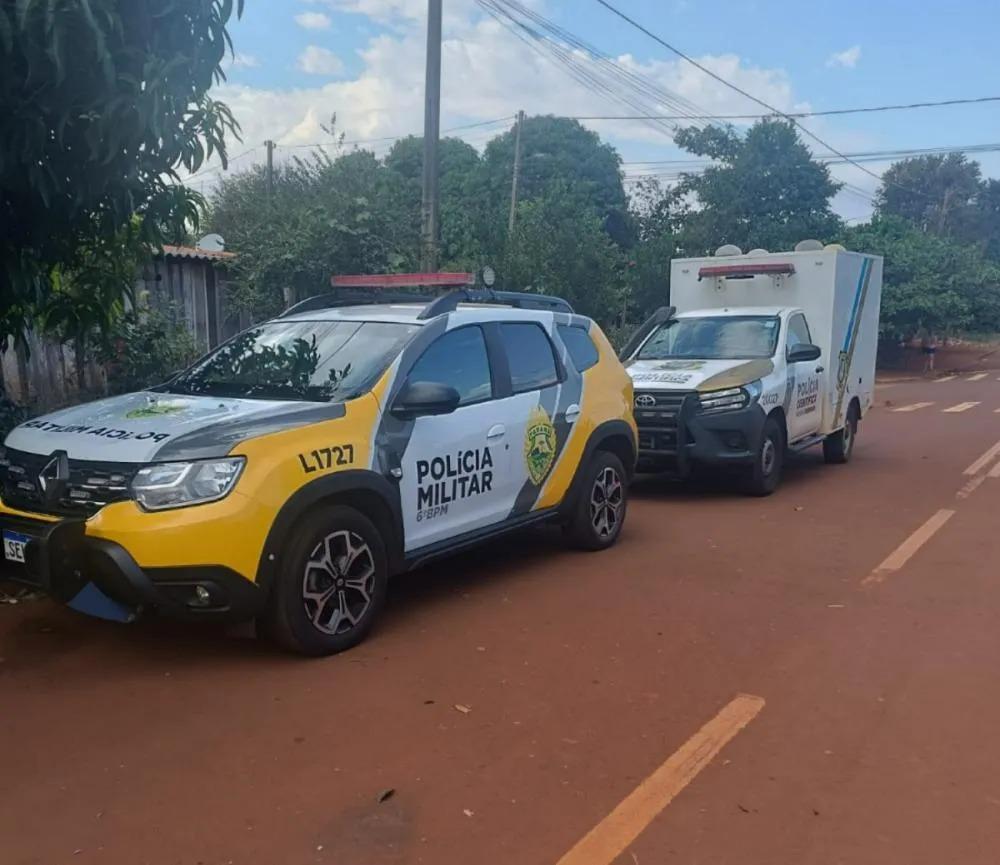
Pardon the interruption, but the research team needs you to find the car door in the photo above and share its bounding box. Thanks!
[493,321,576,519]
[785,312,822,442]
[395,324,512,551]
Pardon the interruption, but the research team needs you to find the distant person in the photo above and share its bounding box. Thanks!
[922,333,940,373]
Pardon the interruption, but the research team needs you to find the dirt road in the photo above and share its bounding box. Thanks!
[4,373,1000,865]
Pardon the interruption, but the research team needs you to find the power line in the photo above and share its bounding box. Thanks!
[569,95,1000,122]
[475,0,717,142]
[592,0,931,199]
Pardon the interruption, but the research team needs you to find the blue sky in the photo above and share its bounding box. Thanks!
[203,0,1000,220]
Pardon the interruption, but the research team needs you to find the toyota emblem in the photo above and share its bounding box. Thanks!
[634,394,657,408]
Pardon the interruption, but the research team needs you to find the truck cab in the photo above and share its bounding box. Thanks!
[622,243,883,494]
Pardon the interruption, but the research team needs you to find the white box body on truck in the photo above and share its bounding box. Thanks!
[621,243,883,494]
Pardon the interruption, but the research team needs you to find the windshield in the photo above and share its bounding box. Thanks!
[163,320,419,402]
[637,315,780,361]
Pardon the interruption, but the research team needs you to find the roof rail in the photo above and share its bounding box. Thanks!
[417,289,573,320]
[280,289,433,317]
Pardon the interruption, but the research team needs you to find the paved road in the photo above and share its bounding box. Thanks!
[4,372,1000,865]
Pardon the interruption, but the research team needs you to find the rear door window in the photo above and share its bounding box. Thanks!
[499,323,560,393]
[557,325,599,372]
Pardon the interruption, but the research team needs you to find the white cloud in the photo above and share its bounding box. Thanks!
[295,11,332,30]
[189,6,886,219]
[297,45,345,76]
[826,45,861,69]
[229,52,259,69]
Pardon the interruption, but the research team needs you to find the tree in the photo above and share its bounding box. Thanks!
[624,178,680,320]
[480,116,630,250]
[842,216,1000,339]
[503,186,624,328]
[383,136,484,268]
[674,120,843,255]
[208,148,418,317]
[876,154,982,236]
[0,0,243,341]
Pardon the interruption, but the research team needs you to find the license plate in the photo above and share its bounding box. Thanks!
[2,530,30,564]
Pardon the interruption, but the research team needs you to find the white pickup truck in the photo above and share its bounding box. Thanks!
[621,242,883,494]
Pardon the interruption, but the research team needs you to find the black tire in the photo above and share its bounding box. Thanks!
[823,403,859,464]
[261,505,388,656]
[744,416,784,496]
[565,451,629,551]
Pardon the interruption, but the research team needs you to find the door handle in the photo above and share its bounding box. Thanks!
[487,424,506,440]
[815,365,825,373]
[565,404,581,423]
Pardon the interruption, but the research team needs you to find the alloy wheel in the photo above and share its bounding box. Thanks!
[301,530,376,635]
[590,466,624,539]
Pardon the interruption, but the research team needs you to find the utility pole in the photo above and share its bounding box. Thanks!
[420,0,443,272]
[508,110,525,235]
[265,140,275,200]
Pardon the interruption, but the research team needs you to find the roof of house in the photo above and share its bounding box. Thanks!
[161,244,235,262]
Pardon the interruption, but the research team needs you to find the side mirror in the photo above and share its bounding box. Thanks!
[787,343,822,363]
[392,380,461,418]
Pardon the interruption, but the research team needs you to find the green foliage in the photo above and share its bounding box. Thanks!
[877,154,982,236]
[0,0,243,341]
[674,120,843,254]
[209,147,422,316]
[503,186,623,325]
[102,306,198,395]
[842,216,1000,339]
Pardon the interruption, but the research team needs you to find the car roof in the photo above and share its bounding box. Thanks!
[674,306,792,318]
[276,303,576,326]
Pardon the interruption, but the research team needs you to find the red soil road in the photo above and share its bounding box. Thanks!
[3,372,1000,865]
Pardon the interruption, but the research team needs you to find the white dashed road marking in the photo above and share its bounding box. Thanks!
[968,372,988,382]
[934,375,957,383]
[891,402,934,413]
[943,402,980,413]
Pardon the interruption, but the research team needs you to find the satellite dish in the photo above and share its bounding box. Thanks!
[824,243,846,252]
[714,244,742,257]
[197,233,225,252]
[794,239,824,252]
[747,248,769,256]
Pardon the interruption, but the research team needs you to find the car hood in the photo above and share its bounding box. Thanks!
[626,357,775,392]
[3,391,347,464]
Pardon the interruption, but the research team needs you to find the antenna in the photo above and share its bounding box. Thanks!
[197,234,225,252]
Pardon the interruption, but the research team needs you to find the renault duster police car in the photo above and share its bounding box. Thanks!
[0,279,637,655]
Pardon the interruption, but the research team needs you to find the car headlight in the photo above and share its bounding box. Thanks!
[131,457,246,511]
[698,380,762,415]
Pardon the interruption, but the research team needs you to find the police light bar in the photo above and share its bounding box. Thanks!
[330,272,476,288]
[698,263,796,279]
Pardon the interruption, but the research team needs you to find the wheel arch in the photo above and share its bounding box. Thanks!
[766,406,788,446]
[256,470,405,592]
[559,420,637,520]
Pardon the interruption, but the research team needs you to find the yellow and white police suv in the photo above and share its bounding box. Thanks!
[0,282,636,654]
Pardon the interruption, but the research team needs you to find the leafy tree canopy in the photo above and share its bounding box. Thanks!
[674,120,843,255]
[842,215,1000,339]
[0,0,243,340]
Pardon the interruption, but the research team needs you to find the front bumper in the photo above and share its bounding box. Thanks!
[637,398,767,473]
[0,512,266,623]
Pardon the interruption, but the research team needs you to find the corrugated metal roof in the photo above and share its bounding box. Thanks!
[161,244,235,262]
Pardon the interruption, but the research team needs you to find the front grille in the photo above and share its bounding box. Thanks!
[634,390,695,455]
[0,448,139,517]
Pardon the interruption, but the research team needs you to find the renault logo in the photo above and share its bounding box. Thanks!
[635,394,657,408]
[38,450,70,505]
